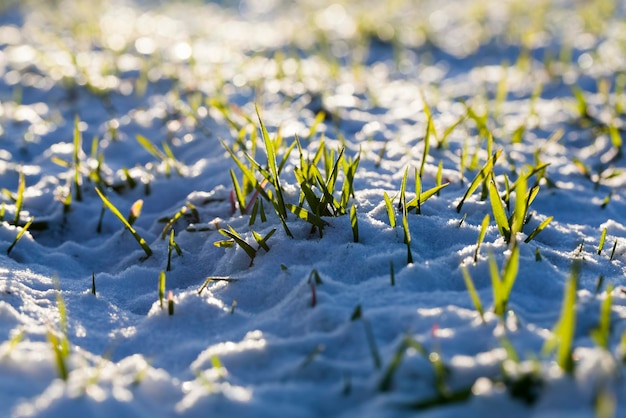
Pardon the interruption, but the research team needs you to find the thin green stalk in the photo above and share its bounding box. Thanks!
[7,217,33,255]
[95,188,152,258]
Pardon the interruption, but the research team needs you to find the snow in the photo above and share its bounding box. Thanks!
[1,0,626,416]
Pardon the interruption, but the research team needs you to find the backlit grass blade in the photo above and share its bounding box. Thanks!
[598,227,607,255]
[461,265,485,322]
[159,271,166,308]
[488,253,504,316]
[136,134,166,161]
[543,260,580,374]
[230,169,246,215]
[161,205,188,239]
[219,227,256,260]
[256,105,287,219]
[419,116,431,178]
[402,211,413,264]
[287,204,326,230]
[73,116,83,202]
[95,188,152,258]
[456,150,502,213]
[47,330,69,380]
[474,214,490,263]
[591,283,613,349]
[7,216,33,255]
[436,161,443,194]
[252,228,276,252]
[383,192,396,228]
[14,171,24,225]
[489,178,510,242]
[524,216,553,243]
[511,174,527,239]
[501,245,520,302]
[350,204,358,243]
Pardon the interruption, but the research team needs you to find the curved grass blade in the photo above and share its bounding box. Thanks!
[7,216,33,255]
[287,204,326,230]
[524,216,553,243]
[95,188,152,258]
[457,150,502,213]
[384,192,396,228]
[474,214,490,263]
[489,178,510,242]
[461,265,485,322]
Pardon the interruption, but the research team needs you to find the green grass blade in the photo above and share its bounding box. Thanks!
[461,265,485,322]
[159,271,166,308]
[543,260,580,374]
[256,105,287,219]
[95,188,152,258]
[230,169,246,215]
[420,116,431,178]
[219,227,256,260]
[512,174,527,238]
[402,212,413,264]
[524,216,553,243]
[418,182,450,204]
[7,216,33,255]
[456,150,502,212]
[598,228,607,255]
[501,245,520,301]
[474,214,490,263]
[287,204,326,230]
[350,204,358,243]
[136,134,165,161]
[13,171,24,225]
[384,192,396,228]
[591,283,613,349]
[488,252,504,316]
[161,205,188,240]
[73,116,83,202]
[489,178,510,242]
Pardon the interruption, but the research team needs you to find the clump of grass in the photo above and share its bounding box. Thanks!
[290,137,360,236]
[95,187,152,258]
[221,108,295,238]
[488,172,552,246]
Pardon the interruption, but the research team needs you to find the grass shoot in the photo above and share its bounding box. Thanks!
[95,187,153,258]
[542,261,580,374]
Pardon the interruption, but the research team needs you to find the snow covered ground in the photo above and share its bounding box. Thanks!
[1,0,626,416]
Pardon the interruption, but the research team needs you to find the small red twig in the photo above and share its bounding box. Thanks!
[229,190,237,215]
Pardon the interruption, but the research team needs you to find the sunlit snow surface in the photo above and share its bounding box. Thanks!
[1,0,626,416]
